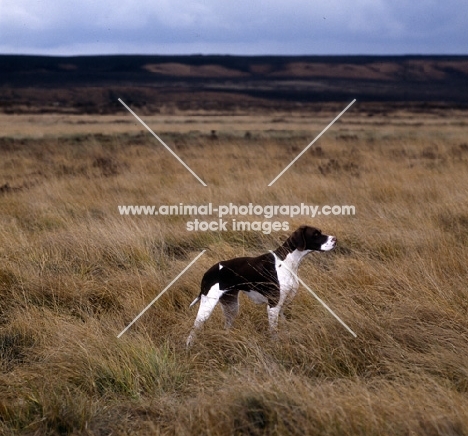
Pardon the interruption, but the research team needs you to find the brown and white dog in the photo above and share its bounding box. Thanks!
[187,226,336,346]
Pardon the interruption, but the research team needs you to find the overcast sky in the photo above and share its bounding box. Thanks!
[1,0,467,56]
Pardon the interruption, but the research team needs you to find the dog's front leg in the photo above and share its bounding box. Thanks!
[267,305,281,337]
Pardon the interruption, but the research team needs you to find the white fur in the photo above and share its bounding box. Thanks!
[267,249,311,332]
[321,236,336,251]
[186,283,224,347]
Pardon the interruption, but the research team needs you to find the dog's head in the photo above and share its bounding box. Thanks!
[288,226,336,252]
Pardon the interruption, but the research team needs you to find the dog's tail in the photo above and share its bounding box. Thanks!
[189,296,201,308]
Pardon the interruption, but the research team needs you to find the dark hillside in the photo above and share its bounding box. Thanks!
[1,54,467,113]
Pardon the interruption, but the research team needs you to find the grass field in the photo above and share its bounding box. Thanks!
[0,107,467,435]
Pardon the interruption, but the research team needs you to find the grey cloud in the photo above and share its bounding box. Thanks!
[0,0,466,54]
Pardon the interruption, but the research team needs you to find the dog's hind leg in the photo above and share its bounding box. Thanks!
[219,290,239,329]
[187,283,223,347]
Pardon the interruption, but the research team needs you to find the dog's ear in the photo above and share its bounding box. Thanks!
[290,226,307,251]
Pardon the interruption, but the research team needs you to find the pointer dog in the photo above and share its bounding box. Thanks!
[187,226,336,346]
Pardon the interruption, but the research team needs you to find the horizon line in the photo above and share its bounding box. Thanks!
[1,52,468,58]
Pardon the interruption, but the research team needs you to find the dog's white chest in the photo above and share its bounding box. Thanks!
[276,260,298,293]
[273,249,310,295]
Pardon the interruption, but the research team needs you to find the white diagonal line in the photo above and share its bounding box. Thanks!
[117,250,206,338]
[118,98,207,187]
[268,99,356,186]
[269,251,357,337]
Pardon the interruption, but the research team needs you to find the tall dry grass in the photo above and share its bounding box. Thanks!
[0,110,467,435]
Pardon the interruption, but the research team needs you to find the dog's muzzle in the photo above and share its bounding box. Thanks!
[320,236,337,251]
